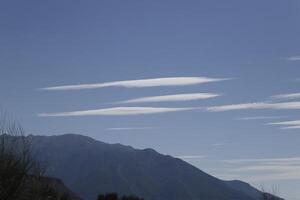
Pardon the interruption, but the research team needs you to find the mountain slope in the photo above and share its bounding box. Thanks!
[225,180,283,200]
[28,134,277,200]
[225,180,262,199]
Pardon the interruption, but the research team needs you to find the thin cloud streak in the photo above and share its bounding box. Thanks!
[237,116,285,120]
[268,120,300,130]
[271,93,300,100]
[107,127,155,131]
[176,155,207,160]
[232,165,300,172]
[117,93,220,104]
[206,101,300,112]
[38,106,197,117]
[212,143,226,146]
[247,172,300,182]
[224,157,300,164]
[221,157,300,182]
[220,171,300,182]
[40,77,230,91]
[269,120,300,126]
[281,126,300,130]
[39,101,300,117]
[286,55,300,61]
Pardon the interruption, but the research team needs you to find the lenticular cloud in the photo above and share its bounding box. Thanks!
[40,77,230,91]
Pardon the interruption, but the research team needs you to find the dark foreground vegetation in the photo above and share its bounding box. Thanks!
[97,193,143,200]
[0,114,77,200]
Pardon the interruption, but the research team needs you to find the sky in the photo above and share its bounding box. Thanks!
[0,0,300,199]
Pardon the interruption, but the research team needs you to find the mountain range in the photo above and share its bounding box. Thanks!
[26,134,283,200]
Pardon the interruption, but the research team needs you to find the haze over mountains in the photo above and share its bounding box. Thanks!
[27,134,283,200]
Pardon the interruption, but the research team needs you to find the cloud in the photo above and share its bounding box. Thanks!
[269,120,300,126]
[268,120,300,130]
[107,127,155,131]
[271,93,300,100]
[246,172,300,182]
[281,126,300,130]
[237,116,285,120]
[232,165,300,172]
[117,93,220,104]
[222,170,300,182]
[206,101,300,112]
[38,106,197,117]
[206,102,269,112]
[224,157,300,164]
[286,55,300,61]
[40,77,231,91]
[212,143,226,146]
[220,171,300,182]
[176,155,207,160]
[221,157,300,182]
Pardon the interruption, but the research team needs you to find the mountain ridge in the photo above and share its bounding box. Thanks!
[26,134,282,200]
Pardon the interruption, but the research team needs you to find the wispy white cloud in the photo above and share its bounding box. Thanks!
[212,143,225,146]
[221,157,300,182]
[206,102,268,112]
[232,165,300,172]
[38,106,197,117]
[224,157,300,164]
[206,101,300,112]
[269,120,300,126]
[246,172,300,182]
[286,55,300,61]
[117,93,220,104]
[268,120,300,130]
[107,127,155,131]
[295,78,300,82]
[40,77,230,91]
[176,155,207,160]
[280,125,300,130]
[236,116,285,120]
[271,93,300,100]
[219,171,300,182]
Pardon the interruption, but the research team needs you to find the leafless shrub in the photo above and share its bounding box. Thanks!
[0,112,45,199]
[260,185,280,200]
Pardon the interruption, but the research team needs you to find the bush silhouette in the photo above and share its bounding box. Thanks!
[0,114,73,200]
[97,193,143,200]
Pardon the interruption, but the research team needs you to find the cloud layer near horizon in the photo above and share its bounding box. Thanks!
[39,106,197,117]
[40,77,230,91]
[220,157,300,182]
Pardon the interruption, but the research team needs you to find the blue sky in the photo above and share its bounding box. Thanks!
[1,0,300,199]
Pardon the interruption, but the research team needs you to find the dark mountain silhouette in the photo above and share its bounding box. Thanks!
[27,134,282,200]
[225,180,262,199]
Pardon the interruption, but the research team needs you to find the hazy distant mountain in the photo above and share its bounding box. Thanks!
[27,134,282,200]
